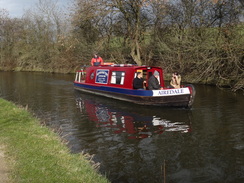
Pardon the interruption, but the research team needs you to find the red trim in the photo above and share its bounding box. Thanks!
[78,65,165,89]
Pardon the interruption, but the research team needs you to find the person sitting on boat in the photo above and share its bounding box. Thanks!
[148,70,162,90]
[170,72,181,89]
[133,72,145,89]
[91,53,104,66]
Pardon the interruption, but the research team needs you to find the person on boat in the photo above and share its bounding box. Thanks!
[148,70,162,90]
[133,72,145,89]
[170,72,181,89]
[91,53,104,66]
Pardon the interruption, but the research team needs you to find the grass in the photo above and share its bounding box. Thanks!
[0,98,109,183]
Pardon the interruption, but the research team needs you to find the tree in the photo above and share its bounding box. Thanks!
[19,0,71,71]
[0,9,24,69]
[72,0,154,66]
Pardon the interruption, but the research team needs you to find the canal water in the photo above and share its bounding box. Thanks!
[0,71,243,183]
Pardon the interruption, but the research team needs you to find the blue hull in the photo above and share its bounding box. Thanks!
[74,82,195,108]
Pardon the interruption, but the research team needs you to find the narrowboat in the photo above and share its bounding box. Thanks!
[74,64,196,108]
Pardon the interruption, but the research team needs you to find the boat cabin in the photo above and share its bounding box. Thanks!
[75,64,165,89]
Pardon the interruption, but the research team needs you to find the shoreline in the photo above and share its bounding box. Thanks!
[1,69,242,92]
[0,98,109,183]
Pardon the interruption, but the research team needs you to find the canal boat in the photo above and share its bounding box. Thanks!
[74,64,196,108]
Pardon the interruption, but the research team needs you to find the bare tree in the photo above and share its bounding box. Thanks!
[0,9,24,69]
[20,0,70,71]
[72,0,155,65]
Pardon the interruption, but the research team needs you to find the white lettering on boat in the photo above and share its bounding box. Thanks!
[95,69,109,84]
[152,88,190,96]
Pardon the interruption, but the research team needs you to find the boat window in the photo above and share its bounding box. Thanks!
[75,72,79,82]
[111,71,125,85]
[75,71,84,82]
[148,71,152,78]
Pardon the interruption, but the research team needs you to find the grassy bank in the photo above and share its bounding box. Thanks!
[0,98,109,183]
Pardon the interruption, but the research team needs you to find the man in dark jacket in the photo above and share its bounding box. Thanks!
[148,70,161,90]
[133,72,144,89]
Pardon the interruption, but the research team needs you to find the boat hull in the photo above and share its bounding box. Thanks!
[74,82,195,108]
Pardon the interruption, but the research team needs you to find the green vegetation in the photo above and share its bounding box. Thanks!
[0,0,243,91]
[0,98,109,183]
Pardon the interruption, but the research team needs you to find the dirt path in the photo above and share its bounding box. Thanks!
[0,146,9,183]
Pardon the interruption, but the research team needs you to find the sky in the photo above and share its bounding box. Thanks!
[0,0,71,18]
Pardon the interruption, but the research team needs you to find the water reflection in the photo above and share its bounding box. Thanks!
[75,92,191,140]
[1,72,243,182]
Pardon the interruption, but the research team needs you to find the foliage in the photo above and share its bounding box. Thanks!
[0,0,243,91]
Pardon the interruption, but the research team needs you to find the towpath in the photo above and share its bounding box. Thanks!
[0,146,9,183]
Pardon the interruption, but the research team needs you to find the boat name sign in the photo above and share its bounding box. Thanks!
[95,69,109,84]
[153,88,190,96]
